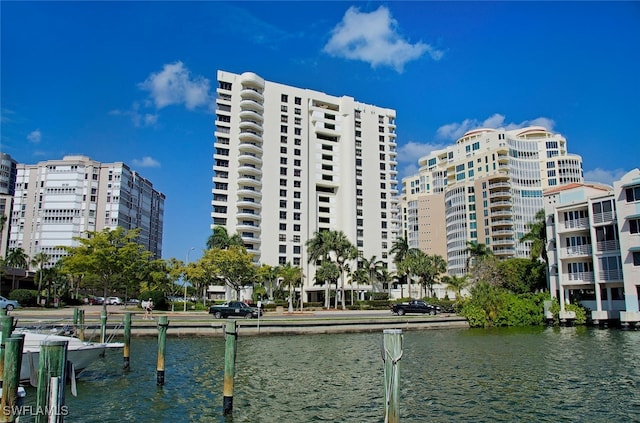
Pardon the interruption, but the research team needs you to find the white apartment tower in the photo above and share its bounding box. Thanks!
[402,126,583,276]
[212,71,400,302]
[0,153,18,258]
[10,155,165,266]
[544,168,640,327]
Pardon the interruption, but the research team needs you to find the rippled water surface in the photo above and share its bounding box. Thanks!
[17,327,640,422]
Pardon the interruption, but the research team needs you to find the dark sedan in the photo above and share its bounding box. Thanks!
[209,301,263,319]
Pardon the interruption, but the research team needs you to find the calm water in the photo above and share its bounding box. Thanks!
[17,327,640,422]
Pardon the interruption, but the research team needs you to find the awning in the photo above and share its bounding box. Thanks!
[625,213,640,220]
[629,246,640,252]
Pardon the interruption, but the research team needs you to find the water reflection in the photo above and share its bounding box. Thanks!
[16,328,640,422]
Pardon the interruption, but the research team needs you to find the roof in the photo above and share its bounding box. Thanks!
[543,182,612,195]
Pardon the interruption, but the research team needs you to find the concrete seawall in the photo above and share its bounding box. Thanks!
[12,307,470,337]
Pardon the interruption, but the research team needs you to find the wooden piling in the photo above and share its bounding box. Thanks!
[156,316,169,386]
[100,308,108,343]
[0,315,15,388]
[35,340,68,423]
[222,320,237,416]
[0,335,25,423]
[382,329,403,423]
[77,309,85,341]
[123,312,132,370]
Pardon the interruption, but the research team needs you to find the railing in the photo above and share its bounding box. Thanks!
[562,272,595,283]
[593,211,616,224]
[595,240,620,252]
[599,269,623,281]
[559,244,592,258]
[561,218,588,230]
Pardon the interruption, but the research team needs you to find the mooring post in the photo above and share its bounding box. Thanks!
[123,312,132,370]
[0,314,15,389]
[100,308,108,343]
[156,316,169,386]
[0,335,25,423]
[78,309,85,341]
[35,340,68,423]
[382,329,403,423]
[223,320,237,416]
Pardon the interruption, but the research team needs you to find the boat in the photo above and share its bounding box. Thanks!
[17,331,124,385]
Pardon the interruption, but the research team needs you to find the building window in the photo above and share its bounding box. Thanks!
[281,125,288,133]
[279,245,286,253]
[279,223,286,230]
[294,97,301,105]
[630,219,640,234]
[626,186,640,202]
[634,252,640,266]
[281,94,288,102]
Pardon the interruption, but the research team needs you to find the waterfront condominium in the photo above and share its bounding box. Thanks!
[9,155,165,267]
[544,168,640,327]
[212,71,400,303]
[0,153,18,258]
[401,126,583,278]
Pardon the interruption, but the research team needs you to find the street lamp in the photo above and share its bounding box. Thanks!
[184,247,195,312]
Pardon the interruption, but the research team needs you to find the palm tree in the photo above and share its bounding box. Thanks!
[257,264,280,300]
[413,253,447,298]
[331,231,357,310]
[397,248,422,299]
[362,255,385,293]
[465,241,492,274]
[520,209,548,263]
[349,268,369,304]
[279,262,302,313]
[31,251,49,306]
[206,226,244,250]
[443,274,470,300]
[5,247,29,290]
[390,237,409,267]
[314,260,339,307]
[306,230,335,308]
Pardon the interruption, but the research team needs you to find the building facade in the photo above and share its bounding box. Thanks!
[0,153,18,258]
[9,155,165,268]
[401,126,583,276]
[544,168,640,326]
[212,71,400,302]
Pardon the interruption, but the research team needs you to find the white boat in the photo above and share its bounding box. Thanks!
[18,332,124,384]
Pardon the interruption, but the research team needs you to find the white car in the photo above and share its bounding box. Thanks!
[106,296,123,305]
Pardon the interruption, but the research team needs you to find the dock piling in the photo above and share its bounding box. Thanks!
[0,314,15,389]
[35,340,68,423]
[123,312,132,370]
[156,316,169,386]
[100,308,108,343]
[222,320,237,416]
[382,329,403,423]
[77,309,85,341]
[0,335,25,423]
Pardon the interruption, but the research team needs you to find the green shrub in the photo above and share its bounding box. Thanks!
[565,302,587,325]
[365,299,391,309]
[9,289,38,307]
[370,292,389,301]
[459,302,489,328]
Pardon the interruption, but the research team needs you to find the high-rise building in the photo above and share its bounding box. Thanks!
[0,153,18,257]
[401,126,583,276]
[212,71,400,302]
[9,155,165,267]
[544,168,640,327]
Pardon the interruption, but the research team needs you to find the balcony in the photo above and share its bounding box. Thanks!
[489,189,511,200]
[558,244,592,259]
[561,272,595,284]
[240,99,264,113]
[238,152,262,166]
[592,211,616,225]
[491,210,513,217]
[595,240,620,253]
[492,247,515,256]
[598,268,623,282]
[240,87,263,102]
[239,109,263,123]
[238,141,262,155]
[239,130,262,144]
[559,218,589,232]
[237,175,261,187]
[238,164,262,177]
[239,119,263,134]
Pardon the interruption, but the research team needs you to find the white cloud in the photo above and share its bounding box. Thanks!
[324,6,442,72]
[27,129,42,143]
[109,104,158,128]
[138,61,213,111]
[132,156,161,168]
[583,168,627,186]
[397,141,449,179]
[436,114,556,141]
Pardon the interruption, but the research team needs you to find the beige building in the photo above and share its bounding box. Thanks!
[402,126,583,276]
[9,155,165,268]
[212,71,401,301]
[544,168,640,327]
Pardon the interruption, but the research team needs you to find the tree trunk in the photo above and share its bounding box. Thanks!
[324,282,330,309]
[340,272,346,310]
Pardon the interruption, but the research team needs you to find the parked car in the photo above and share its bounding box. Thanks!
[88,296,104,305]
[391,300,441,316]
[0,296,19,311]
[209,301,263,319]
[106,296,123,305]
[125,298,141,306]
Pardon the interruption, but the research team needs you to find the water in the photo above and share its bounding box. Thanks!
[16,327,640,422]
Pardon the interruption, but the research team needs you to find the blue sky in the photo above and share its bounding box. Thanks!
[2,1,639,261]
